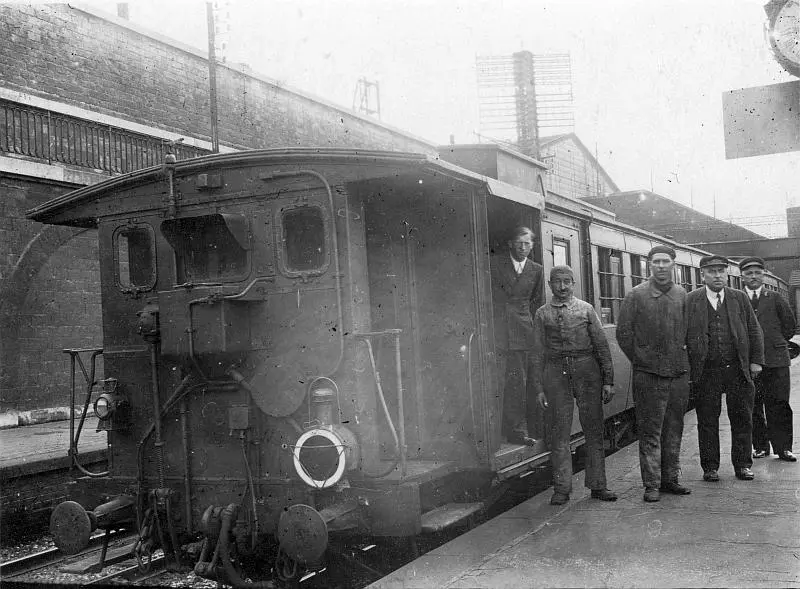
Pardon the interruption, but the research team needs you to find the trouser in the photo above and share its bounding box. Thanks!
[695,364,754,472]
[543,355,606,495]
[499,349,535,439]
[752,366,793,454]
[632,371,690,489]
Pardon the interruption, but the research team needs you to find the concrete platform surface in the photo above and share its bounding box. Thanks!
[0,416,107,477]
[372,371,800,588]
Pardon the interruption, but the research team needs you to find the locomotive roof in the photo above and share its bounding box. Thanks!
[25,148,544,227]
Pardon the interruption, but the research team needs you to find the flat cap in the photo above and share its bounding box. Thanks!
[648,244,676,260]
[699,254,729,269]
[739,256,765,271]
[550,265,574,280]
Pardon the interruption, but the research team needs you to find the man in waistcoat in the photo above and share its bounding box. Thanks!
[491,226,544,446]
[687,255,764,482]
[617,245,691,502]
[530,265,617,505]
[740,256,797,462]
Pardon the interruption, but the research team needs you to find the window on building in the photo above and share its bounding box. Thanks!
[161,214,249,283]
[598,247,625,324]
[553,237,570,267]
[114,225,156,291]
[677,264,693,291]
[630,254,649,287]
[281,206,327,273]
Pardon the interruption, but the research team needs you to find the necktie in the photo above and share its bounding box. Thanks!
[716,293,721,310]
[752,291,757,303]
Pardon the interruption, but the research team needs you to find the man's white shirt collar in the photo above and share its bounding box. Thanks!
[705,286,725,309]
[510,254,526,274]
[745,285,763,298]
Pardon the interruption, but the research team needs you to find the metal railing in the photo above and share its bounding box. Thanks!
[0,98,209,174]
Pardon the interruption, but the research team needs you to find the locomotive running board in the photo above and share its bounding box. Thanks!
[420,502,483,533]
[495,435,586,480]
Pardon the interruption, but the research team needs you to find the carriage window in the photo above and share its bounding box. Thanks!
[677,264,693,291]
[161,214,249,283]
[598,247,624,324]
[114,225,155,291]
[630,254,649,287]
[728,275,741,289]
[282,206,326,272]
[552,238,570,267]
[695,267,702,288]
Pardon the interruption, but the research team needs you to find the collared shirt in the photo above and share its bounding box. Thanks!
[705,286,724,310]
[529,296,614,387]
[510,254,526,275]
[744,286,763,301]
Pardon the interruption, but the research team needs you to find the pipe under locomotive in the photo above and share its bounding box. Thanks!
[34,149,557,586]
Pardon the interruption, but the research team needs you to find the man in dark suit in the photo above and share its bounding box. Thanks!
[740,256,797,462]
[687,255,764,482]
[491,226,544,445]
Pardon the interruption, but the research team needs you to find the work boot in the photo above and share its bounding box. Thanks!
[550,492,569,505]
[643,487,660,502]
[659,482,691,495]
[590,488,618,501]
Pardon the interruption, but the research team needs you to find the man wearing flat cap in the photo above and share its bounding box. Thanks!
[617,245,691,502]
[740,256,797,462]
[687,255,764,482]
[529,265,617,505]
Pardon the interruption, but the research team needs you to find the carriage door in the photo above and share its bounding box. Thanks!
[541,212,583,301]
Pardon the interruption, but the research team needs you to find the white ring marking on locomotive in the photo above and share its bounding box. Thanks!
[292,428,346,489]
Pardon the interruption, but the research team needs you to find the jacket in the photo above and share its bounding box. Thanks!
[743,288,796,368]
[616,279,689,377]
[490,254,544,350]
[686,286,764,384]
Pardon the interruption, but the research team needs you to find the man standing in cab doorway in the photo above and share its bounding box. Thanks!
[740,256,797,462]
[529,265,617,505]
[491,226,544,446]
[687,255,764,482]
[617,245,691,503]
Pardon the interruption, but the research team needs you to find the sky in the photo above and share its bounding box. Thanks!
[81,0,799,237]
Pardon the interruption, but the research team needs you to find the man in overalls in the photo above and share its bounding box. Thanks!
[529,265,617,505]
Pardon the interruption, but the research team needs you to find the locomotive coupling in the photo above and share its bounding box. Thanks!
[50,495,136,554]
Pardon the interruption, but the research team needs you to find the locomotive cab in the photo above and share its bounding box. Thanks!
[29,149,547,584]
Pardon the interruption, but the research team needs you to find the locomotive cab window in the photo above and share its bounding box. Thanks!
[280,205,328,275]
[161,214,249,283]
[114,224,156,291]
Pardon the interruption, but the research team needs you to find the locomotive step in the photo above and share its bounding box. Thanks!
[420,502,483,533]
[60,538,137,574]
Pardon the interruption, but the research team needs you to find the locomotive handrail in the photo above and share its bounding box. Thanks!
[62,347,108,478]
[353,330,406,478]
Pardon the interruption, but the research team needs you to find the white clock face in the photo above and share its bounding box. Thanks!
[772,0,800,63]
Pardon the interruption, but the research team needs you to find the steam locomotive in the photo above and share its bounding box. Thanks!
[27,145,788,586]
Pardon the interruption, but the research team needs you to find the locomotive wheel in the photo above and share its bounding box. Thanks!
[50,501,92,554]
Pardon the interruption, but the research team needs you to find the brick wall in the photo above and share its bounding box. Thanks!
[0,4,436,411]
[0,4,434,154]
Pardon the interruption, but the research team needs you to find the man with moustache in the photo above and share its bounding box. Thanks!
[687,255,764,482]
[740,256,797,462]
[617,245,691,502]
[529,265,617,505]
[491,226,544,446]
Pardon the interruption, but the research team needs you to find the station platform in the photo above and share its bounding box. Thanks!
[372,376,800,588]
[1,416,107,540]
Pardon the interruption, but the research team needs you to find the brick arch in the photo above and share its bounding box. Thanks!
[0,226,88,404]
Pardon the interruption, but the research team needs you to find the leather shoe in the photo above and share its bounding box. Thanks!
[643,487,660,502]
[550,492,569,505]
[590,489,618,501]
[703,470,720,482]
[507,434,537,446]
[777,450,797,462]
[752,449,769,459]
[735,467,755,480]
[660,482,691,495]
